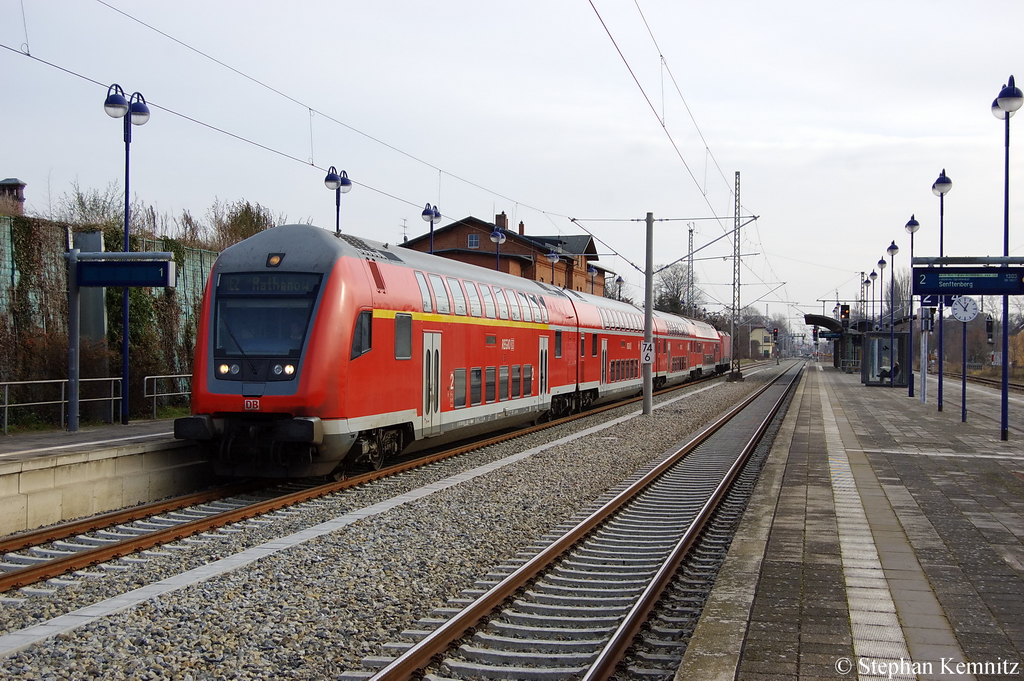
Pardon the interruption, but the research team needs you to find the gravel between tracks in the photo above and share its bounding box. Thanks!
[1,369,778,679]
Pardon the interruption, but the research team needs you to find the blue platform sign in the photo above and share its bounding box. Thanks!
[819,332,842,339]
[913,267,1024,296]
[77,260,176,288]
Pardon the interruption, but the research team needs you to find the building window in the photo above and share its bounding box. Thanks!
[468,233,480,249]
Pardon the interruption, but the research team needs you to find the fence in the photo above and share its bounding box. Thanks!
[1,374,191,434]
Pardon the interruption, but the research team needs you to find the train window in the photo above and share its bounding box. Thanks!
[516,291,533,322]
[479,284,497,319]
[394,313,412,360]
[525,293,541,322]
[505,290,521,321]
[470,368,482,405]
[464,281,482,317]
[485,367,496,403]
[485,335,497,346]
[592,333,598,357]
[523,365,533,396]
[454,368,466,408]
[428,274,451,314]
[555,331,562,358]
[581,333,585,357]
[494,288,509,320]
[533,295,548,323]
[499,366,509,401]
[511,365,521,398]
[415,272,433,313]
[351,310,372,359]
[447,277,468,315]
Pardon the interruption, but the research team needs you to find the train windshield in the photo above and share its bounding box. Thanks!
[214,273,322,358]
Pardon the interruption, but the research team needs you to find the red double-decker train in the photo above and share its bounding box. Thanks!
[175,224,731,477]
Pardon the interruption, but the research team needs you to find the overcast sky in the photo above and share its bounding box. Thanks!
[4,1,1024,332]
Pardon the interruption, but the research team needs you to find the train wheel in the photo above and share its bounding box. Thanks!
[367,429,403,471]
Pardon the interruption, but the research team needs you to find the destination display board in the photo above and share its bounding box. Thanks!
[912,267,1024,296]
[78,260,176,288]
[217,272,322,295]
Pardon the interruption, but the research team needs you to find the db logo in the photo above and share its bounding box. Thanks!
[244,399,260,411]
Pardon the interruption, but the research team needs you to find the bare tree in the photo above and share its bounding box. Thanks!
[654,262,702,315]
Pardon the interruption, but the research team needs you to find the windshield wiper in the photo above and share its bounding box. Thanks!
[221,318,258,376]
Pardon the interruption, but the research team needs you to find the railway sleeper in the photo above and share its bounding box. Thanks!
[455,643,598,667]
[501,610,623,628]
[472,632,606,653]
[488,620,614,640]
[441,657,589,681]
[525,591,637,608]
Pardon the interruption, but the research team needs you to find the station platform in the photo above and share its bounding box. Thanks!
[0,419,206,535]
[678,362,1024,680]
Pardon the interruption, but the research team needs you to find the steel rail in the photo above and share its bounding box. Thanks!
[584,364,800,679]
[0,481,261,554]
[0,369,742,593]
[368,364,796,681]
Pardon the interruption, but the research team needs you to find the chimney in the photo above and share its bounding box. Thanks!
[495,212,508,230]
[519,221,525,236]
[0,178,26,215]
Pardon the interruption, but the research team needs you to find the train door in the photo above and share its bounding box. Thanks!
[423,332,441,436]
[539,336,549,397]
[601,338,608,384]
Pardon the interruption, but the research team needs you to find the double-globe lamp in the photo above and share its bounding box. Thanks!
[323,167,352,235]
[103,84,150,425]
[905,215,920,398]
[992,75,1023,440]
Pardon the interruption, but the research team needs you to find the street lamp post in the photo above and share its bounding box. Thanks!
[905,215,920,397]
[992,75,1023,440]
[869,270,877,328]
[588,265,597,294]
[422,203,441,254]
[887,241,899,386]
[489,225,506,271]
[932,169,952,411]
[616,275,623,301]
[877,257,887,329]
[103,84,150,425]
[323,167,352,235]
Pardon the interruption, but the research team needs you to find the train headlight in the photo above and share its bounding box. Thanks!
[230,364,240,375]
[219,364,229,375]
[284,364,295,375]
[273,364,284,376]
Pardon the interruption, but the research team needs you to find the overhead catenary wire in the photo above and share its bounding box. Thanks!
[9,3,781,317]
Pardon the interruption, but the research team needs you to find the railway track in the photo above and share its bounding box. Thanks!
[939,371,1024,392]
[0,368,759,595]
[341,362,801,680]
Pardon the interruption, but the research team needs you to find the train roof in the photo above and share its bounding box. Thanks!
[226,225,725,337]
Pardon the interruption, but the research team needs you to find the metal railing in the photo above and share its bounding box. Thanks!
[1,374,191,434]
[143,374,192,419]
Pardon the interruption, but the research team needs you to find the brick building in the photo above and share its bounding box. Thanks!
[401,212,608,296]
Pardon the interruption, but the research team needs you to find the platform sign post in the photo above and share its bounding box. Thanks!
[919,308,929,404]
[65,251,175,432]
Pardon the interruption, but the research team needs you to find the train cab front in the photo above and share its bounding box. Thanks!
[176,256,354,478]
